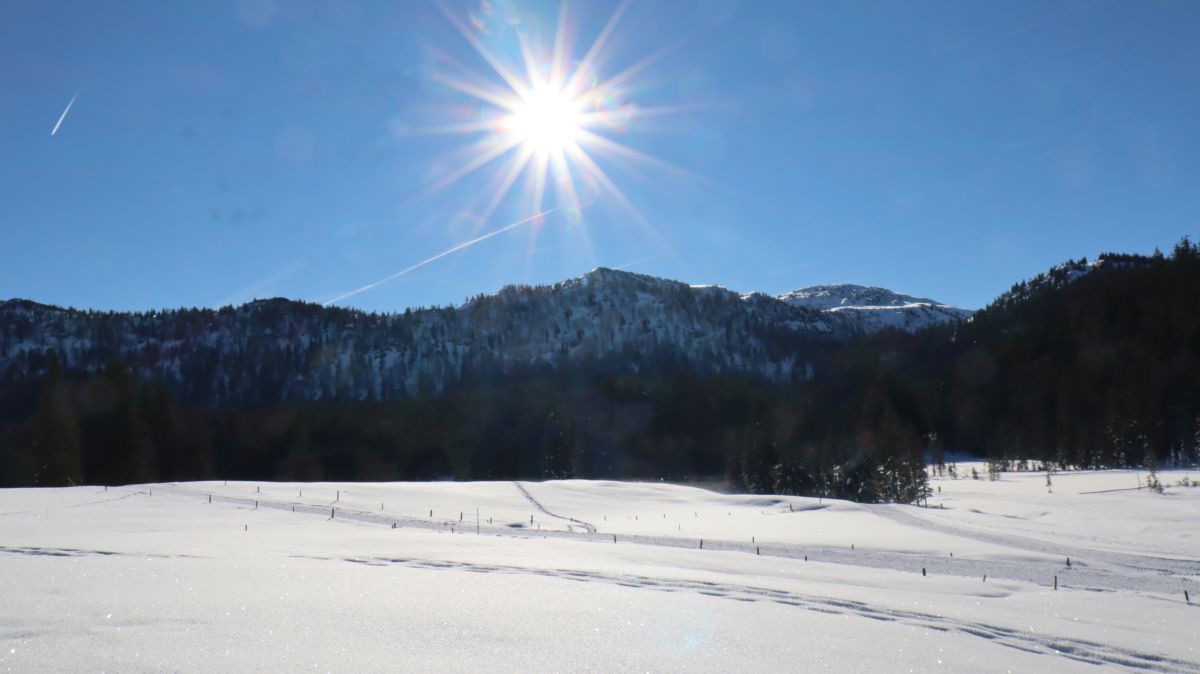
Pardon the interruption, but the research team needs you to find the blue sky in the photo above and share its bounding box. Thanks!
[2,0,1198,312]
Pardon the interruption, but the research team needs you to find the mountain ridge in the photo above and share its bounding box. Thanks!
[0,266,974,408]
[4,267,970,325]
[1,266,848,406]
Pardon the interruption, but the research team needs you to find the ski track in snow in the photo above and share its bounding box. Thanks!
[511,481,597,533]
[38,484,1200,673]
[325,555,1198,673]
[0,545,197,560]
[870,504,1200,579]
[0,490,141,517]
[158,484,1199,596]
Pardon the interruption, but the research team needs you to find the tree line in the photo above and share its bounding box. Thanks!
[2,237,1198,502]
[0,355,928,503]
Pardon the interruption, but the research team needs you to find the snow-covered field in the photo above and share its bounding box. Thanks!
[2,466,1197,672]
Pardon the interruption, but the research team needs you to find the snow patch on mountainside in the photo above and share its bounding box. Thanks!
[778,284,943,310]
[777,284,972,333]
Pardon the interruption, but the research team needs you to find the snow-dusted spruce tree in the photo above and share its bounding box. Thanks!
[986,457,1003,481]
[868,406,929,504]
[1145,459,1163,494]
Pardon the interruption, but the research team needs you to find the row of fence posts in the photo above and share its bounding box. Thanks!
[205,485,1195,605]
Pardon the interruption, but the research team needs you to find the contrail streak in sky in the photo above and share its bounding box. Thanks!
[50,90,79,136]
[612,252,664,271]
[323,206,564,306]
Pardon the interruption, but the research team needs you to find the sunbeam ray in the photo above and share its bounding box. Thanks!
[566,141,645,226]
[431,71,521,112]
[480,147,535,227]
[436,0,530,99]
[425,136,522,195]
[563,0,630,98]
[577,103,713,125]
[408,119,505,136]
[550,146,597,262]
[576,129,707,184]
[529,151,550,223]
[550,0,572,90]
[586,33,692,104]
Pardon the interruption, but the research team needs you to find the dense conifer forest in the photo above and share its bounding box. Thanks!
[2,238,1197,502]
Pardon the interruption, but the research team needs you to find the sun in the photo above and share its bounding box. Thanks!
[411,1,699,243]
[504,84,583,155]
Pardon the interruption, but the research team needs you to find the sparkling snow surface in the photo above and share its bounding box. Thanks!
[2,467,1198,672]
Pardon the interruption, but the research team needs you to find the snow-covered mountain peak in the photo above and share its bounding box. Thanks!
[777,284,972,333]
[777,284,944,311]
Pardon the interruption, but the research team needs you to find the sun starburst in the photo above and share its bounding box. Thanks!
[413,0,696,249]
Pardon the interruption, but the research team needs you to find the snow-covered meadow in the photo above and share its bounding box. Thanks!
[2,466,1197,672]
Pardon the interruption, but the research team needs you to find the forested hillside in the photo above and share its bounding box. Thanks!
[2,238,1197,501]
[0,268,841,406]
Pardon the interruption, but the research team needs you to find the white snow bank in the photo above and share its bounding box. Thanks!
[1,469,1197,672]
